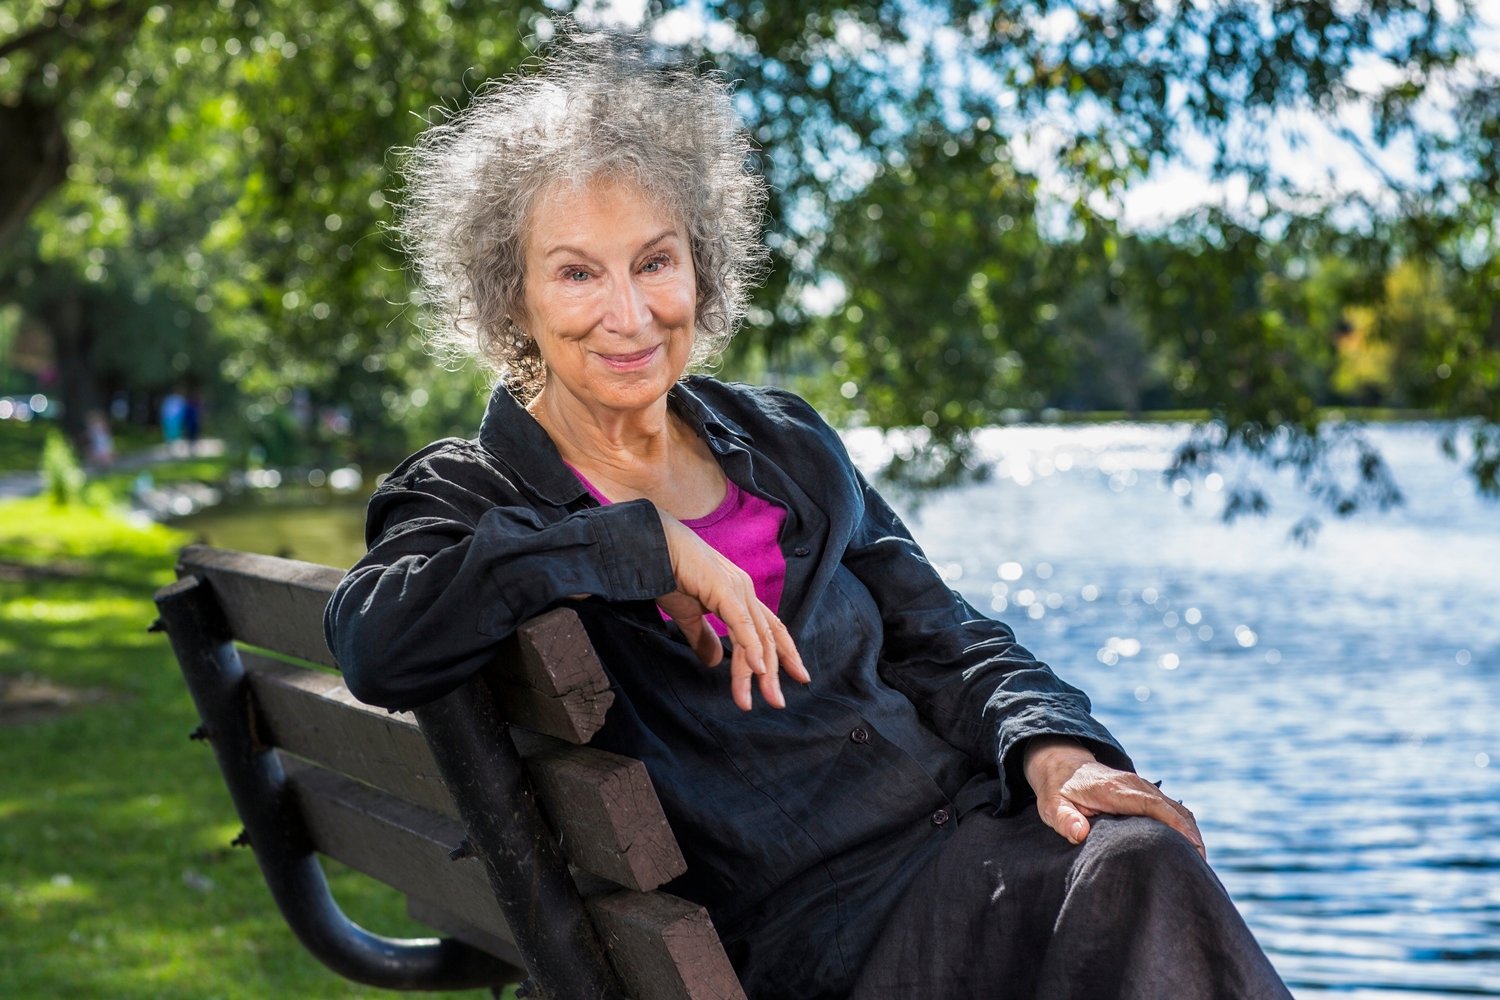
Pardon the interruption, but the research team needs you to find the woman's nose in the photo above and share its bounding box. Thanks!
[602,275,652,335]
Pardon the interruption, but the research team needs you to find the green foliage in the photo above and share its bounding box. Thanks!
[1,0,1498,517]
[2,0,552,457]
[39,428,84,506]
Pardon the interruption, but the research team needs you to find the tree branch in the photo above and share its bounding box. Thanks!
[0,0,147,62]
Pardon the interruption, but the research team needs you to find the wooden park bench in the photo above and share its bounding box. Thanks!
[154,544,746,1000]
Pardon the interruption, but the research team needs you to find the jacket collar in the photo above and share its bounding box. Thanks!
[476,376,753,507]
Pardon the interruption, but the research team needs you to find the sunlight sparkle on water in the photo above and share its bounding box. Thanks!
[867,420,1500,995]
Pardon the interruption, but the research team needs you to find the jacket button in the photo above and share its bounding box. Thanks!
[793,545,811,557]
[931,808,951,827]
[850,727,870,744]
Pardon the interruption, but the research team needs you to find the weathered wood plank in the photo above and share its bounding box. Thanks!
[178,545,614,742]
[480,608,615,744]
[513,731,687,893]
[484,674,604,745]
[283,759,516,950]
[177,545,342,667]
[589,892,747,1000]
[515,608,612,698]
[405,898,527,974]
[240,652,455,816]
[247,654,682,891]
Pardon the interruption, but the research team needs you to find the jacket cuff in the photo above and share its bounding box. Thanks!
[587,498,677,599]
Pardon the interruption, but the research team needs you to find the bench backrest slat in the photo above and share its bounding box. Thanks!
[179,544,615,745]
[513,730,688,892]
[284,758,520,961]
[406,897,520,966]
[179,545,343,667]
[242,653,455,816]
[241,651,686,893]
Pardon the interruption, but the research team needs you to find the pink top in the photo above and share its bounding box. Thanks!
[568,466,788,637]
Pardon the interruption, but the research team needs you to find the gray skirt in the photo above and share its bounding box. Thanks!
[849,806,1293,1000]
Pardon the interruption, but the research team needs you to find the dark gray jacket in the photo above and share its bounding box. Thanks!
[325,376,1130,999]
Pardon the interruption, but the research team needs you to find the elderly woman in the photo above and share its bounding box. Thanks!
[326,31,1292,1000]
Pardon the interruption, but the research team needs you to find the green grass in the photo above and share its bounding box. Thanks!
[0,419,54,473]
[0,497,509,999]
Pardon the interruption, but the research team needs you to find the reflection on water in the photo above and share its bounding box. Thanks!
[173,488,368,570]
[181,422,1498,996]
[873,422,1500,998]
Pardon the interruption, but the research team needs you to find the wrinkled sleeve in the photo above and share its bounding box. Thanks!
[324,445,675,711]
[840,464,1133,812]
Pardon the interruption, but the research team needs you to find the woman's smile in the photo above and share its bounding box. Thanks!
[595,344,661,371]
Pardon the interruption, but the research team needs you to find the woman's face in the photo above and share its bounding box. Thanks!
[519,176,697,417]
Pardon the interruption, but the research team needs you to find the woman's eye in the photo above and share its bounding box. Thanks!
[565,269,590,282]
[641,256,668,273]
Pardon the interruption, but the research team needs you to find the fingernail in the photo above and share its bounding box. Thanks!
[1070,821,1087,841]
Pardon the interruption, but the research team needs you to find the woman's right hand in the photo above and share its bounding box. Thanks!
[655,511,809,711]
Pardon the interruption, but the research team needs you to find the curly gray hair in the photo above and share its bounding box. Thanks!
[393,29,770,398]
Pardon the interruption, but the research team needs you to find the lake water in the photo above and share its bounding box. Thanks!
[854,421,1500,998]
[181,420,1500,997]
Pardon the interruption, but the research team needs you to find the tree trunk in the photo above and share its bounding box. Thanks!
[40,294,102,442]
[0,98,70,251]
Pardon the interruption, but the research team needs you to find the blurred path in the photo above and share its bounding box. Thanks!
[0,439,226,500]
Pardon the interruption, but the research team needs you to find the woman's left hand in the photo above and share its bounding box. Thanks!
[1023,737,1206,859]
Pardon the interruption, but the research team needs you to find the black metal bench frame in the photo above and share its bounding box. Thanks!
[155,545,743,1000]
